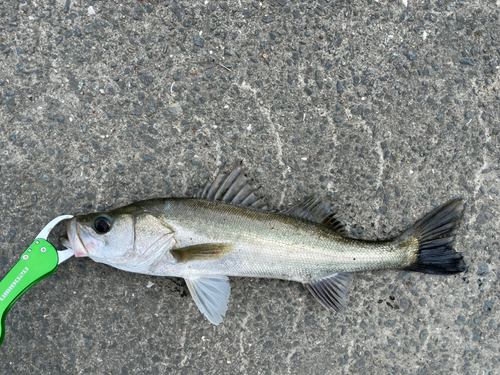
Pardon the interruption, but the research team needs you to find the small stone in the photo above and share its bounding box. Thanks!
[407,51,418,60]
[424,13,437,22]
[477,263,489,276]
[193,36,205,47]
[148,125,158,135]
[490,188,499,196]
[476,212,488,224]
[460,58,474,66]
[42,174,52,182]
[6,230,16,243]
[82,156,90,163]
[139,75,154,86]
[419,329,429,340]
[336,81,344,94]
[262,16,274,23]
[483,299,495,312]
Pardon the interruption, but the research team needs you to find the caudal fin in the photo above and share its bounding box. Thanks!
[402,199,466,274]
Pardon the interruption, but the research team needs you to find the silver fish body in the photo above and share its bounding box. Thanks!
[145,198,414,281]
[64,163,465,324]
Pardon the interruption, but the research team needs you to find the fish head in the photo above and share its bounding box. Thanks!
[66,208,136,261]
[65,203,176,270]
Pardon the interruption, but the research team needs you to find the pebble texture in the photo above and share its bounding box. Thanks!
[0,1,499,374]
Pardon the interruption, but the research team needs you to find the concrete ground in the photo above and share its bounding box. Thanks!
[0,0,499,374]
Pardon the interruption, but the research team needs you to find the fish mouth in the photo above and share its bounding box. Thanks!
[66,218,100,258]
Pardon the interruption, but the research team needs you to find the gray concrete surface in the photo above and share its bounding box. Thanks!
[0,0,499,374]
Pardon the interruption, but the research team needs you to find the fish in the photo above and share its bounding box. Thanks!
[63,162,466,324]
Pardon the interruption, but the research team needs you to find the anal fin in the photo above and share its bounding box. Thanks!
[185,275,231,325]
[171,243,234,263]
[304,272,353,313]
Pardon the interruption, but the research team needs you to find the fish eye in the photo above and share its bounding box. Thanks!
[94,215,112,234]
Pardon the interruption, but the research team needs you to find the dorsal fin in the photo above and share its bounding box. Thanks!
[321,212,348,236]
[195,161,268,210]
[284,195,347,236]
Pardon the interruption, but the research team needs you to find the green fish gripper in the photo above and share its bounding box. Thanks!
[0,239,59,346]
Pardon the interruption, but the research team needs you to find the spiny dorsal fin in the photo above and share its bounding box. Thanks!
[171,243,234,263]
[195,161,268,210]
[304,272,353,313]
[284,195,347,236]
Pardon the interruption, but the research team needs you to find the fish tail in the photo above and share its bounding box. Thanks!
[400,199,466,274]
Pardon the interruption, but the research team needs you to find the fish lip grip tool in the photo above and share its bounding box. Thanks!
[0,215,74,346]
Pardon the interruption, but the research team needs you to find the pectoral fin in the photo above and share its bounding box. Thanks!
[185,275,231,325]
[304,272,353,313]
[171,243,234,263]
